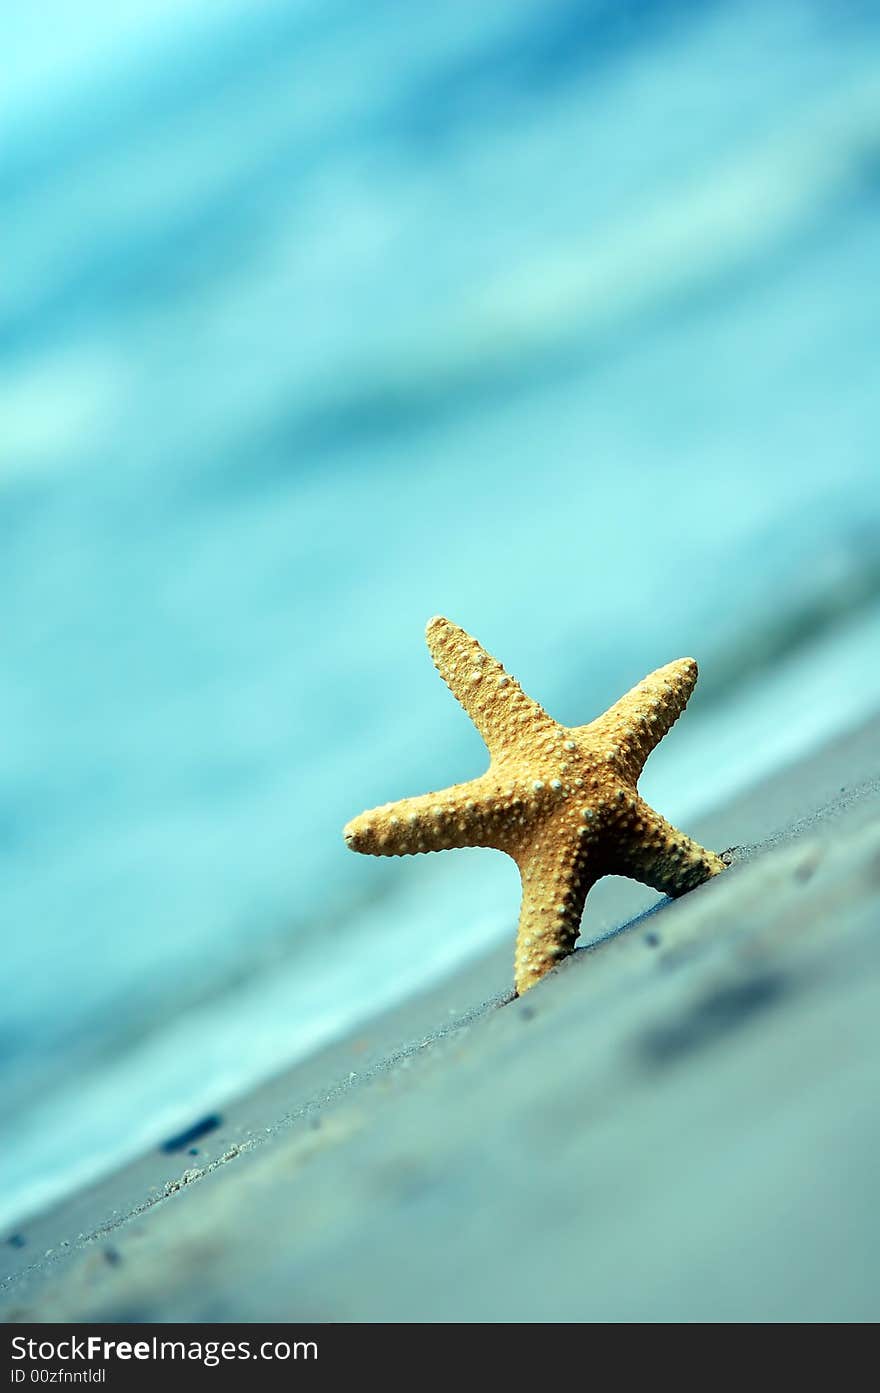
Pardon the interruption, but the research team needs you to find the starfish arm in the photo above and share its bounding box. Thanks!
[576,658,698,782]
[513,823,596,995]
[425,616,557,758]
[610,797,725,898]
[343,773,503,857]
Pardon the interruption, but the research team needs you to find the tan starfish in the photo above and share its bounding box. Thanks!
[344,617,725,994]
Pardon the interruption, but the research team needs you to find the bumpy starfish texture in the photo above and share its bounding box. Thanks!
[344,618,725,994]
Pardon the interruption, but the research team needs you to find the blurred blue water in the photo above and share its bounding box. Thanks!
[2,0,880,1229]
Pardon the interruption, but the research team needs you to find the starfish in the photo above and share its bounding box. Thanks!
[344,618,725,994]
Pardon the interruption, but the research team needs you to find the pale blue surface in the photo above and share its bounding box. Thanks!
[2,0,880,1229]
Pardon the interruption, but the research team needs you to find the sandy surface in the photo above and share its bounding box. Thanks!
[2,716,878,1322]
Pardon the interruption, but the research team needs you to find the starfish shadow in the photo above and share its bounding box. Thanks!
[576,892,671,957]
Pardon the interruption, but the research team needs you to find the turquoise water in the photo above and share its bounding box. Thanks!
[2,0,880,1230]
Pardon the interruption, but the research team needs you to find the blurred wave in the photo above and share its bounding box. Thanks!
[2,0,880,1230]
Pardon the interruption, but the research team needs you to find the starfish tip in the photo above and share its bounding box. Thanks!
[342,816,367,852]
[425,613,462,660]
[679,655,698,681]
